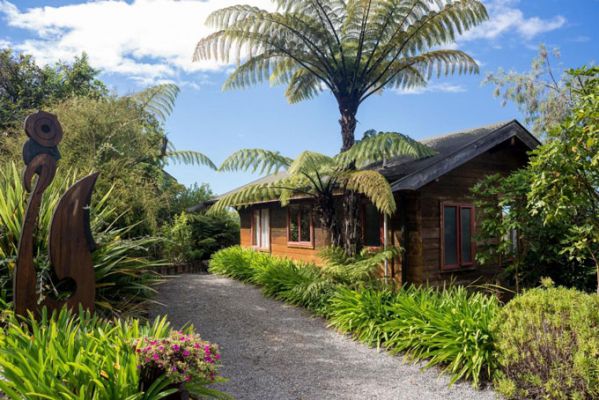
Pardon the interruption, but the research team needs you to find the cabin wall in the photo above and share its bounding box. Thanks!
[404,140,529,286]
[239,202,329,264]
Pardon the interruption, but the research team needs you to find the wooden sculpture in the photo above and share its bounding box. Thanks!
[14,111,98,316]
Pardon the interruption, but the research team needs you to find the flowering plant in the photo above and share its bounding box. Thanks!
[134,330,222,387]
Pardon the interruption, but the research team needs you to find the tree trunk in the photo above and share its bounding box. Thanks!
[339,102,357,153]
[314,194,341,247]
[338,100,361,255]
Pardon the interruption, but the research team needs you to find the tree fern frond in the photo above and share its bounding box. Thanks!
[342,170,396,215]
[130,83,180,121]
[165,150,217,170]
[209,182,283,214]
[288,151,335,177]
[285,68,324,103]
[219,149,293,175]
[335,131,436,169]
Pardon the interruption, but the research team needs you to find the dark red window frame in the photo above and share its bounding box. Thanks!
[440,202,475,270]
[287,206,314,248]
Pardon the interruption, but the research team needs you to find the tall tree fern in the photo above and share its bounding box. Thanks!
[211,131,434,245]
[195,0,487,151]
[196,0,487,254]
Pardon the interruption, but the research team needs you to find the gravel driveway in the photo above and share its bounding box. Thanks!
[151,274,499,400]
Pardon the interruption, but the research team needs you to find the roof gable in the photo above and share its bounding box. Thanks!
[379,120,540,191]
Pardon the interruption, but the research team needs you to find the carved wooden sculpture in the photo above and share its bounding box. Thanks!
[14,111,98,316]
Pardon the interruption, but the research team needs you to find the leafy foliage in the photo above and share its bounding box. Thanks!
[492,286,599,399]
[162,211,240,264]
[210,246,499,387]
[472,171,594,292]
[528,66,599,293]
[0,50,106,131]
[329,285,499,386]
[209,246,395,316]
[0,308,229,399]
[0,162,163,317]
[484,45,577,137]
[196,0,487,147]
[211,131,434,249]
[0,308,175,399]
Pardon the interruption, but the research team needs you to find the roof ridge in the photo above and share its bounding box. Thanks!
[420,120,514,144]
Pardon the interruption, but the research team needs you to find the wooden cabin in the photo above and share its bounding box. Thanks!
[213,120,540,286]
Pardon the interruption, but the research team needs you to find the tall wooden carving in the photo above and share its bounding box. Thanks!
[14,111,98,316]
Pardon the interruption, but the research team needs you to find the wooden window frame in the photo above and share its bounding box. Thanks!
[287,205,314,249]
[250,208,270,251]
[440,202,476,270]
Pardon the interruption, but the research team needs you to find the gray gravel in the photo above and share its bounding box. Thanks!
[151,274,499,400]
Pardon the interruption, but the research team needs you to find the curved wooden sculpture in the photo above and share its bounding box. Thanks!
[14,111,98,316]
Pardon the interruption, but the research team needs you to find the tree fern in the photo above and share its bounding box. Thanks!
[129,83,180,121]
[196,0,488,150]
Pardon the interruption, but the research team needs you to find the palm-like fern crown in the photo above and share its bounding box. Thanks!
[211,131,435,215]
[195,0,488,104]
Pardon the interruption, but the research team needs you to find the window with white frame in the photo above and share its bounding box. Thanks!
[252,209,270,250]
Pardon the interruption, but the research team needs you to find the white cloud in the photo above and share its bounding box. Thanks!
[0,0,274,83]
[0,0,566,86]
[460,0,566,42]
[395,82,467,95]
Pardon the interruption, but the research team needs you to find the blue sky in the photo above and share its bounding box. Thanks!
[0,0,597,195]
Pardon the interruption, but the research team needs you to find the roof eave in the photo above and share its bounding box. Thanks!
[391,120,539,192]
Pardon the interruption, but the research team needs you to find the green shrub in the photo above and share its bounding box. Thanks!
[0,308,229,399]
[383,286,499,386]
[209,246,263,282]
[0,162,164,317]
[493,287,599,399]
[254,258,338,316]
[0,308,174,399]
[328,287,397,348]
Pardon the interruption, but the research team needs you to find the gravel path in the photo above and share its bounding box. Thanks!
[151,274,499,400]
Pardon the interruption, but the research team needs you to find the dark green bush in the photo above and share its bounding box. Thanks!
[164,212,239,264]
[493,287,599,399]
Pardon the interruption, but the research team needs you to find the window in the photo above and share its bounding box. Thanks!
[288,206,313,247]
[251,209,270,250]
[362,203,382,247]
[441,203,475,269]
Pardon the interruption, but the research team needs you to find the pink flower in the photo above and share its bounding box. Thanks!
[183,350,190,357]
[152,354,160,361]
[172,344,180,351]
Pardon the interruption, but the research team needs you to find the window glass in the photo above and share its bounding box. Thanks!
[363,204,381,246]
[252,210,260,246]
[260,209,270,249]
[289,208,299,242]
[444,206,458,266]
[461,208,472,264]
[300,211,311,242]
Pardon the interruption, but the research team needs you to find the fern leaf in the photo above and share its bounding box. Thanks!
[219,149,293,175]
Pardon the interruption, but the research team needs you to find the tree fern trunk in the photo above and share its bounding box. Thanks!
[338,101,361,256]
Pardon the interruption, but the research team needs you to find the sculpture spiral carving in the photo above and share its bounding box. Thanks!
[15,111,98,316]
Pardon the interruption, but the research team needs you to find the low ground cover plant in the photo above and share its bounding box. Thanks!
[0,307,229,399]
[493,285,599,399]
[209,247,498,386]
[209,246,598,393]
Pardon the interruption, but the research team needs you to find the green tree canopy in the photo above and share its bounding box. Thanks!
[528,66,599,293]
[0,50,106,131]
